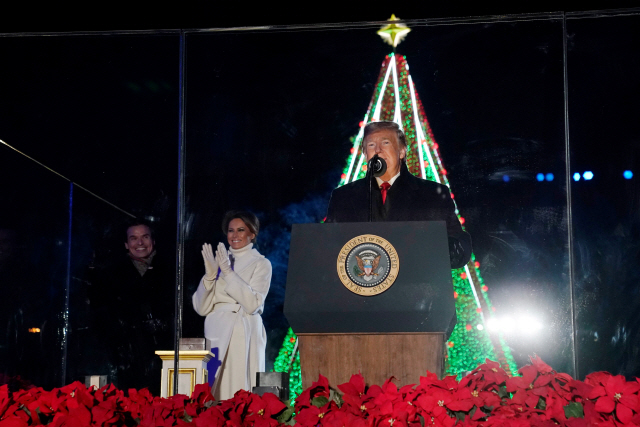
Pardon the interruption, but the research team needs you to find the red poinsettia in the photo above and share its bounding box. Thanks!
[337,373,366,398]
[338,376,379,417]
[294,374,331,415]
[506,365,551,399]
[4,355,640,427]
[294,400,338,427]
[320,410,370,427]
[465,360,510,392]
[193,406,226,427]
[92,395,124,427]
[190,384,214,408]
[588,373,640,424]
[243,393,286,427]
[415,388,455,421]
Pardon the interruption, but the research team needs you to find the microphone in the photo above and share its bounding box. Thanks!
[368,155,387,178]
[367,155,387,222]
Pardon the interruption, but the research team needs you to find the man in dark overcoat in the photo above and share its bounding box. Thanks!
[326,121,471,269]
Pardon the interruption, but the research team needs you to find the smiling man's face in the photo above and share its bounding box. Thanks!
[363,128,406,182]
[125,225,155,259]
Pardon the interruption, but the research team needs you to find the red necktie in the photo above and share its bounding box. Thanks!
[380,182,391,204]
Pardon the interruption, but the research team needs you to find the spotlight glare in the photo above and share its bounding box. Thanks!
[545,173,554,181]
[502,317,514,333]
[517,316,543,334]
[623,170,633,179]
[487,318,499,331]
[503,174,510,182]
[583,171,594,180]
[536,173,544,182]
[573,172,581,181]
[532,321,543,331]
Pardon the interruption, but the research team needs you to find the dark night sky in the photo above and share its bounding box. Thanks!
[2,3,639,33]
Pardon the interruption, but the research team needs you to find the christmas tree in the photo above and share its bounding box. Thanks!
[274,16,518,401]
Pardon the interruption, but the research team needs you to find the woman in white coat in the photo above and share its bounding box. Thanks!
[192,211,272,401]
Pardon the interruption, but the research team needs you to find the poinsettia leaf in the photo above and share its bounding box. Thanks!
[276,406,294,424]
[595,396,616,413]
[530,355,554,374]
[181,414,192,423]
[418,414,425,427]
[619,394,638,410]
[447,399,474,412]
[279,398,292,414]
[35,406,52,424]
[454,410,466,421]
[311,396,328,408]
[329,389,343,407]
[564,401,584,419]
[536,397,547,410]
[617,402,633,424]
[21,406,31,419]
[497,386,509,399]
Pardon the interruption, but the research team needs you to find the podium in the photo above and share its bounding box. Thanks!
[155,350,214,398]
[284,221,455,388]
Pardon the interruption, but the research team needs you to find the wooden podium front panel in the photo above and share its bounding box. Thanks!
[297,333,444,389]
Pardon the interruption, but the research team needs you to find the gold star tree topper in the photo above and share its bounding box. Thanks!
[377,14,411,48]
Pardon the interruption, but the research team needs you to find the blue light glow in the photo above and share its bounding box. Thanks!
[583,171,594,180]
[503,175,510,182]
[536,173,545,182]
[623,170,633,179]
[573,172,581,181]
[545,173,554,182]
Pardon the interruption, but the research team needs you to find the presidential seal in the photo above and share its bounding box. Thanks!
[336,234,400,296]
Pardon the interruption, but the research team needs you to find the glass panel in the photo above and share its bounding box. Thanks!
[568,12,640,379]
[0,34,180,211]
[0,33,180,391]
[0,143,70,390]
[183,15,572,384]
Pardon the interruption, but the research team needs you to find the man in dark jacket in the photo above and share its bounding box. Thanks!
[90,220,174,395]
[326,121,471,269]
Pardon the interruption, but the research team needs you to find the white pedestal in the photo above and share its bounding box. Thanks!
[155,350,214,398]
